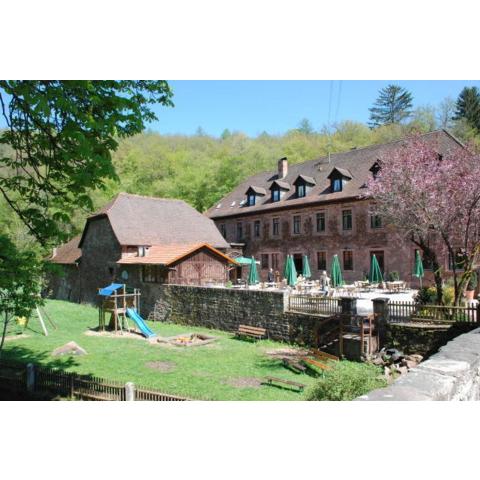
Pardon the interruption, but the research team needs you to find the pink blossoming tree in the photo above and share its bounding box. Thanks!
[365,134,480,305]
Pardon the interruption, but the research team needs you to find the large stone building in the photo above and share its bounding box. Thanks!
[49,193,234,303]
[206,130,464,285]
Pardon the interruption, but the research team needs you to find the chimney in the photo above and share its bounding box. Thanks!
[278,157,288,179]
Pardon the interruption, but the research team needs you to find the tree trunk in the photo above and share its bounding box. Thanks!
[0,311,10,360]
[421,243,443,305]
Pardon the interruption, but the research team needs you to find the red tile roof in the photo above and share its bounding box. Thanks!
[117,242,238,266]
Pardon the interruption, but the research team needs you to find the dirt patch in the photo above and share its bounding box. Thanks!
[158,333,217,347]
[145,361,176,372]
[226,377,262,389]
[85,328,146,340]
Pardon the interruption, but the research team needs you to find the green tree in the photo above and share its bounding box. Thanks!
[0,80,173,246]
[368,84,413,127]
[0,234,44,357]
[297,118,314,134]
[454,86,480,132]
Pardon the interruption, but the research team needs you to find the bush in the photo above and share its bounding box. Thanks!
[304,361,386,401]
[414,285,454,305]
[388,271,400,281]
[467,272,478,291]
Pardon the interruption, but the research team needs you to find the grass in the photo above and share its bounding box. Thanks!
[1,300,384,400]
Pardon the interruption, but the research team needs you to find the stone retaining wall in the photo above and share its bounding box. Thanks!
[358,327,480,400]
[142,284,330,345]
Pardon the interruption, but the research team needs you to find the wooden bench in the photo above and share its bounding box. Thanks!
[262,376,306,392]
[310,348,339,361]
[236,324,267,340]
[301,357,332,371]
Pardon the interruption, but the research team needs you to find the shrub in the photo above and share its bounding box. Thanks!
[304,361,386,401]
[414,285,454,305]
[467,272,478,291]
[388,271,400,281]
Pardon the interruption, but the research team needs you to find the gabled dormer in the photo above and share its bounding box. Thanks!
[327,167,352,193]
[245,186,266,206]
[269,180,290,202]
[369,160,381,180]
[293,174,316,198]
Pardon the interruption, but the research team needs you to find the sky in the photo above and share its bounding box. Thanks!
[147,80,480,137]
[1,80,480,137]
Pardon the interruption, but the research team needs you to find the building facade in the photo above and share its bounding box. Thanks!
[206,130,464,285]
[49,193,235,304]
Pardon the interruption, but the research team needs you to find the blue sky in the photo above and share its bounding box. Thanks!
[148,80,480,137]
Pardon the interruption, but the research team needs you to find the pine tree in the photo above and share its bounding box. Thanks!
[368,84,413,127]
[453,87,480,132]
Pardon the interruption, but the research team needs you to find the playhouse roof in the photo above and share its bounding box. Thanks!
[80,193,229,249]
[117,242,238,266]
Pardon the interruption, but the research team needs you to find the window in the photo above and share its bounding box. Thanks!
[254,220,260,238]
[342,209,352,230]
[272,217,280,236]
[220,224,226,238]
[296,183,306,198]
[414,249,433,271]
[316,212,325,232]
[271,188,280,202]
[343,251,353,271]
[293,215,301,235]
[138,246,147,257]
[317,251,327,271]
[261,254,269,269]
[142,265,167,284]
[332,178,342,192]
[236,222,243,241]
[370,214,382,229]
[247,193,256,206]
[271,253,279,270]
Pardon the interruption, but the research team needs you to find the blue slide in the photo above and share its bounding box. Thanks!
[126,308,157,338]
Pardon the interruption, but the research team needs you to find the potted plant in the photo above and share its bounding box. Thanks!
[465,272,477,301]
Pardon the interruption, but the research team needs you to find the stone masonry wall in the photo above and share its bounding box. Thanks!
[141,284,328,345]
[358,327,480,400]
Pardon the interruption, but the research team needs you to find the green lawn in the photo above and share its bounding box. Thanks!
[1,300,381,400]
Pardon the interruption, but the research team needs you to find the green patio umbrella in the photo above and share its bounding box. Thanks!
[302,255,312,278]
[413,250,425,287]
[235,256,259,265]
[369,254,383,283]
[287,255,297,286]
[248,256,259,285]
[283,254,291,280]
[330,254,343,287]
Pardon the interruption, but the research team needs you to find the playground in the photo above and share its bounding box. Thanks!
[0,299,385,400]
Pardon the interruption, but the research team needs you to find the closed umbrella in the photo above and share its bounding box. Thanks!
[369,254,383,283]
[413,250,425,287]
[248,256,259,285]
[302,255,312,279]
[330,254,343,287]
[287,255,298,286]
[283,254,290,280]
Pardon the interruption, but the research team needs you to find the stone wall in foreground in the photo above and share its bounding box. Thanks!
[358,327,480,401]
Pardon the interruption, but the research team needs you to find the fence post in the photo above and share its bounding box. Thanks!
[26,363,35,394]
[373,298,389,348]
[125,382,135,401]
[477,302,480,324]
[340,297,357,316]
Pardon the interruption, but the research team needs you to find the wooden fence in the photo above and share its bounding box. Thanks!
[0,361,190,401]
[388,301,479,324]
[287,294,342,316]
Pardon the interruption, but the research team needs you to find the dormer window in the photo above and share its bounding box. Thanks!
[327,167,352,193]
[138,246,148,257]
[245,186,266,207]
[269,180,290,203]
[293,175,315,199]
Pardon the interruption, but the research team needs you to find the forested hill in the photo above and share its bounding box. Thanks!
[0,119,477,246]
